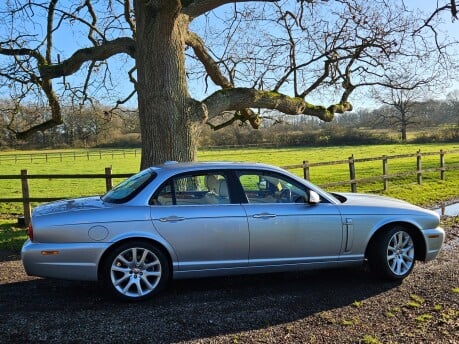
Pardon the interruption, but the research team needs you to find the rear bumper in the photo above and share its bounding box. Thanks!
[422,227,445,262]
[21,240,109,281]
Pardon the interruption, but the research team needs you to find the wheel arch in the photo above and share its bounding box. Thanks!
[97,237,174,281]
[365,221,427,261]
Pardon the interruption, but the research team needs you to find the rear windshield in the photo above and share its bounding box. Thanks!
[102,169,156,204]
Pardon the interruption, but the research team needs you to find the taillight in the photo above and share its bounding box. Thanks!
[28,223,33,241]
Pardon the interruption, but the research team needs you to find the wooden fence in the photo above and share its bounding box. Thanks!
[1,149,459,225]
[294,149,459,191]
[0,168,133,226]
[0,149,140,163]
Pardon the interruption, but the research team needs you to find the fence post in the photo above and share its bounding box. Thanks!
[382,155,389,191]
[349,155,357,192]
[303,160,310,180]
[440,149,445,180]
[416,150,422,185]
[21,169,31,226]
[105,167,113,191]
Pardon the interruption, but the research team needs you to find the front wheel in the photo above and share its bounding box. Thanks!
[102,241,170,301]
[367,226,416,280]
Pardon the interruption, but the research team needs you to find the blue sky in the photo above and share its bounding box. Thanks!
[1,1,459,112]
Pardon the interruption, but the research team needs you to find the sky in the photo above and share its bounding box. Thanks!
[1,1,459,112]
[404,0,459,95]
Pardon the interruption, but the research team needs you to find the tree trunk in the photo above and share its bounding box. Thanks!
[401,125,407,141]
[401,111,407,141]
[135,1,200,170]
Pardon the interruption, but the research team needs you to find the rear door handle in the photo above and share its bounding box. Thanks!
[253,213,277,219]
[159,216,185,222]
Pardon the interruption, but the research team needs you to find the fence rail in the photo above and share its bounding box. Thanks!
[1,168,134,225]
[1,148,459,225]
[296,149,459,191]
[0,149,140,163]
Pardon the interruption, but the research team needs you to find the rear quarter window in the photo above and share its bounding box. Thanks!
[102,169,156,204]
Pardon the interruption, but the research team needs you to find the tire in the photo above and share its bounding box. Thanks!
[367,226,416,280]
[101,241,170,301]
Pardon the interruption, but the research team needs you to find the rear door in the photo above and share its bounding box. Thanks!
[150,171,249,271]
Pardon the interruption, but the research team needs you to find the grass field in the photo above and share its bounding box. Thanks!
[1,143,459,217]
[1,143,459,252]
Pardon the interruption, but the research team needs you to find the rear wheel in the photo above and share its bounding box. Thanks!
[368,226,416,280]
[102,241,170,301]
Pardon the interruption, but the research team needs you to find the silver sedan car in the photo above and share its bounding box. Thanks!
[22,162,445,301]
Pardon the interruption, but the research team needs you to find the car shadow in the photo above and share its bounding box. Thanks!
[0,266,400,342]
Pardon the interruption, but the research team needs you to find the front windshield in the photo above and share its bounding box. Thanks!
[102,169,155,204]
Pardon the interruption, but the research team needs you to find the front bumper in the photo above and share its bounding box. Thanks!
[21,240,110,281]
[422,227,445,262]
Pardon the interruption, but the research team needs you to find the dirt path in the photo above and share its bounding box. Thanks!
[0,227,458,344]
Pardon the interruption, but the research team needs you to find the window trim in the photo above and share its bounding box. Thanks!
[150,170,235,206]
[235,169,328,204]
[102,169,156,204]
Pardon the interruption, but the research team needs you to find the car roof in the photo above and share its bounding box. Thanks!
[133,161,339,205]
[151,161,281,172]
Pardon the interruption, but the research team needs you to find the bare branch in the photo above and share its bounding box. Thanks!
[0,46,46,65]
[38,37,135,79]
[203,88,352,124]
[185,31,233,88]
[83,0,99,46]
[124,0,136,37]
[14,76,63,140]
[182,0,277,19]
[414,1,457,36]
[32,1,107,41]
[46,0,58,62]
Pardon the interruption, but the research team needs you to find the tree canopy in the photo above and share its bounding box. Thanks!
[0,0,457,168]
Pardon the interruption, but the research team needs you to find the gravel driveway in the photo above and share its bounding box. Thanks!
[0,224,458,344]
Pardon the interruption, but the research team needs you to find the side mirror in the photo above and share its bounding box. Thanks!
[308,190,320,205]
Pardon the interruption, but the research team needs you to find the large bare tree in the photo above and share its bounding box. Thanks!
[0,0,455,168]
[370,61,444,142]
[373,87,428,142]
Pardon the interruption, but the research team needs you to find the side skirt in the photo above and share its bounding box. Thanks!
[173,259,364,279]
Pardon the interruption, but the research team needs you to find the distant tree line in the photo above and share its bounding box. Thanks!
[0,101,140,149]
[1,94,458,150]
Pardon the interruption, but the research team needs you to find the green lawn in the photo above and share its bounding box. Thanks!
[200,143,459,205]
[1,143,459,216]
[1,143,459,252]
[0,219,27,252]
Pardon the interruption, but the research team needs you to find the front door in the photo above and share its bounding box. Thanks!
[237,171,343,266]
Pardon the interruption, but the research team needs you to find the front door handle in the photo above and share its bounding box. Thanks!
[159,216,185,222]
[253,213,277,219]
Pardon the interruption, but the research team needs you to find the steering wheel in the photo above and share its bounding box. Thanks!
[279,188,292,203]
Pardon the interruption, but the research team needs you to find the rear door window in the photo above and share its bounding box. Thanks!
[152,173,230,205]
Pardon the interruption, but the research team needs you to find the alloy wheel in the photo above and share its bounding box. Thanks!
[386,231,415,276]
[110,246,162,298]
